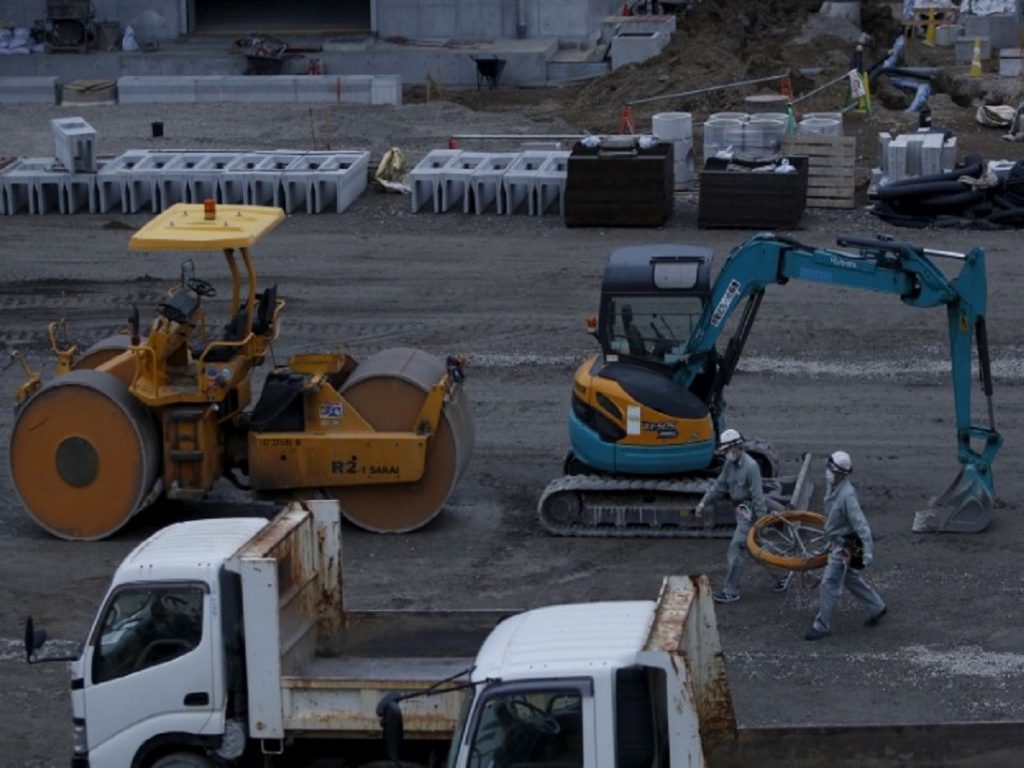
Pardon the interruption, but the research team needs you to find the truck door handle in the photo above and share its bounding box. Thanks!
[184,692,210,706]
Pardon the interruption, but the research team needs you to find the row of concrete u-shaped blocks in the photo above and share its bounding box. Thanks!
[0,149,370,215]
[410,149,571,216]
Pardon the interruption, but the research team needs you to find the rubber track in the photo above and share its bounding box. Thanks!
[537,474,734,538]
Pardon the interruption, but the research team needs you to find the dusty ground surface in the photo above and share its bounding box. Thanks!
[3,4,1024,767]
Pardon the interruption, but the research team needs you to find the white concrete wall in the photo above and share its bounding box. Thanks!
[375,0,622,41]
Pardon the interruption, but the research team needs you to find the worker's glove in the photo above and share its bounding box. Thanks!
[735,504,753,524]
[695,502,705,517]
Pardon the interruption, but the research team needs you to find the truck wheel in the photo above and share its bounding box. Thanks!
[150,753,214,768]
[746,510,829,571]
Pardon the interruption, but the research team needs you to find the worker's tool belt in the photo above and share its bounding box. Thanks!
[834,535,866,570]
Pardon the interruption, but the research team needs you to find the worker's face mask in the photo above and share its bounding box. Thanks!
[726,447,742,463]
[825,469,835,486]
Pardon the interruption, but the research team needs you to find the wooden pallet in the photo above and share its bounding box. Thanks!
[783,135,856,209]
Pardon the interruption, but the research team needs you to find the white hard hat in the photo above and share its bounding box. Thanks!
[718,428,744,452]
[827,451,852,473]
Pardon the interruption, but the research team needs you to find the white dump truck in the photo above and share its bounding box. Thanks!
[27,501,1024,767]
[26,500,735,768]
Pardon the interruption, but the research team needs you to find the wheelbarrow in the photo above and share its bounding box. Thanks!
[472,56,506,89]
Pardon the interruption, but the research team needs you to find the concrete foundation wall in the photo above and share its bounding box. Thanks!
[0,0,184,38]
[375,0,621,42]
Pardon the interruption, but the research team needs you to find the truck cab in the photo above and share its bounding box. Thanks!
[66,517,266,767]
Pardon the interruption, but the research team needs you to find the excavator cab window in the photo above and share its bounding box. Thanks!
[606,296,704,364]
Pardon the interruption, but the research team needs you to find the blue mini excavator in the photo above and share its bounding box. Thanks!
[539,233,1001,537]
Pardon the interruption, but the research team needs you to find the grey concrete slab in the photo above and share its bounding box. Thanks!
[533,151,570,216]
[50,117,98,174]
[440,152,490,213]
[63,171,98,214]
[117,75,199,104]
[503,150,555,215]
[128,151,182,212]
[1,158,57,215]
[96,150,150,213]
[0,76,59,105]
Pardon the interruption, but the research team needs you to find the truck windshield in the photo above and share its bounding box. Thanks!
[461,689,583,767]
[606,296,704,363]
[91,585,204,684]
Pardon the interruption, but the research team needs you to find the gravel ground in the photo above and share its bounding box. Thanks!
[1,99,1023,767]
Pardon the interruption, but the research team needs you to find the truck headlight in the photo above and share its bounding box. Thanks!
[72,719,87,755]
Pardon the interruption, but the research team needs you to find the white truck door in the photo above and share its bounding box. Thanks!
[81,583,217,766]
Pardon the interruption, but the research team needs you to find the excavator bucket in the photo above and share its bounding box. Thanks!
[912,464,993,534]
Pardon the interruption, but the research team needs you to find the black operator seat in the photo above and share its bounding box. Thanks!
[196,285,277,363]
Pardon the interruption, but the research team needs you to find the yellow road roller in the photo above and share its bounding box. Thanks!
[9,202,473,540]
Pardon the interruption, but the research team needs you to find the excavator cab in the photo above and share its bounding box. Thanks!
[568,245,719,478]
[595,245,712,366]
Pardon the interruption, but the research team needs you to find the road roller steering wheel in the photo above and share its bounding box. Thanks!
[158,303,191,325]
[186,278,216,297]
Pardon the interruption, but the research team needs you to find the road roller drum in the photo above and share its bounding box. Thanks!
[327,347,475,533]
[9,369,161,540]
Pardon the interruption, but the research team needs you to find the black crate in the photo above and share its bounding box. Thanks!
[564,141,674,228]
[697,155,808,229]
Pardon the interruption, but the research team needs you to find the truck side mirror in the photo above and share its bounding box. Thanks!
[376,692,405,761]
[24,616,47,663]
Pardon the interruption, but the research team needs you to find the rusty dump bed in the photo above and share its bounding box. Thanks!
[227,501,515,741]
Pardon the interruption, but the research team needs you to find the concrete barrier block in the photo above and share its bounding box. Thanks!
[313,151,370,213]
[371,75,402,106]
[36,173,66,215]
[220,153,267,204]
[410,149,462,213]
[190,153,241,202]
[63,170,99,214]
[210,76,298,103]
[96,151,150,213]
[467,153,520,214]
[51,117,98,173]
[160,153,211,206]
[533,151,570,216]
[503,151,554,215]
[117,76,198,104]
[129,152,182,212]
[440,152,491,213]
[0,76,60,105]
[248,153,304,207]
[1,158,57,214]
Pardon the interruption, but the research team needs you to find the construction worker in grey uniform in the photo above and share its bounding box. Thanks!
[697,429,791,604]
[805,451,888,641]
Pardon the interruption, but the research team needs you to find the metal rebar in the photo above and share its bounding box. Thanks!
[625,72,789,107]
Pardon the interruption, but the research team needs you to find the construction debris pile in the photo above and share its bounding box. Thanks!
[870,153,1024,228]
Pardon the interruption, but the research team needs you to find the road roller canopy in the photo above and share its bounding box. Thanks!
[129,203,286,251]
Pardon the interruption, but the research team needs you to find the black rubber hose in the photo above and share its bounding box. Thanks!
[989,206,1024,224]
[876,180,972,201]
[901,189,986,212]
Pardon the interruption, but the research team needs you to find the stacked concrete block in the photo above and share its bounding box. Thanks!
[63,165,104,214]
[1,159,59,215]
[999,48,1022,77]
[315,152,370,213]
[877,130,958,185]
[467,153,521,214]
[503,151,554,215]
[198,76,298,103]
[247,153,304,208]
[0,77,60,105]
[440,153,491,213]
[962,13,1020,51]
[127,152,182,213]
[190,153,241,202]
[97,151,150,213]
[532,152,570,216]
[51,117,97,173]
[955,35,991,64]
[410,150,463,213]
